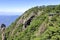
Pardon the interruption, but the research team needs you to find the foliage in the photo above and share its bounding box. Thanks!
[0,5,60,40]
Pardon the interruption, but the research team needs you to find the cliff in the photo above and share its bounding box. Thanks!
[0,5,60,40]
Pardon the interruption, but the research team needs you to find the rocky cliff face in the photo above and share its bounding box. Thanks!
[0,24,6,40]
[0,5,60,40]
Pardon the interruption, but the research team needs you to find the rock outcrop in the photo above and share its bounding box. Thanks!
[0,24,6,40]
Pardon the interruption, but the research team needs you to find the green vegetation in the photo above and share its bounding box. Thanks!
[0,5,60,40]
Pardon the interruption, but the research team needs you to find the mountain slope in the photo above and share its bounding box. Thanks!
[0,5,60,40]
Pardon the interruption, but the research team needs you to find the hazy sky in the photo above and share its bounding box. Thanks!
[0,0,60,15]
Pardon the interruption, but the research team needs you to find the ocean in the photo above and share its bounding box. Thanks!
[0,15,19,27]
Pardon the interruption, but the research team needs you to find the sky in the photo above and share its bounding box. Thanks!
[0,0,60,15]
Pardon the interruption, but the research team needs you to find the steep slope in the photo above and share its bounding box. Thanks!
[0,5,60,40]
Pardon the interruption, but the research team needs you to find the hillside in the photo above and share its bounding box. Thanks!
[0,5,60,40]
